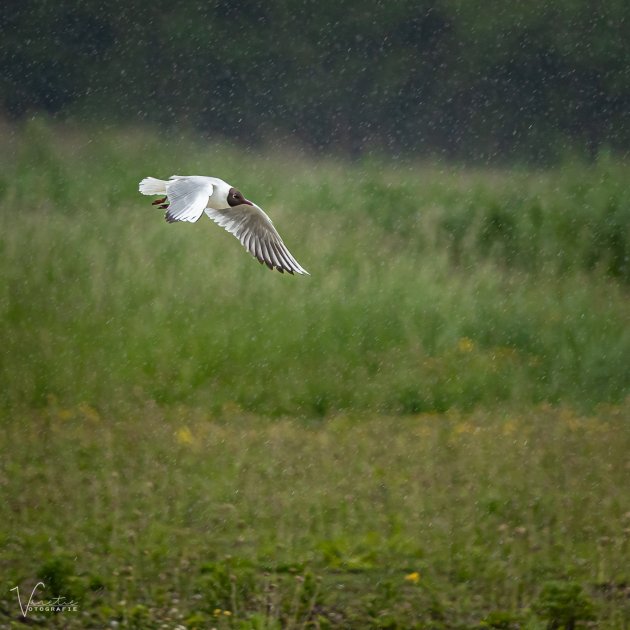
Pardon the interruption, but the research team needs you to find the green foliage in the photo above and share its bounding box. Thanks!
[128,604,150,629]
[1,406,629,627]
[236,613,282,630]
[533,581,596,629]
[38,556,81,600]
[1,122,629,626]
[199,558,257,611]
[483,609,522,629]
[0,123,628,416]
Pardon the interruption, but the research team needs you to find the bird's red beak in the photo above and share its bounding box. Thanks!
[243,198,254,206]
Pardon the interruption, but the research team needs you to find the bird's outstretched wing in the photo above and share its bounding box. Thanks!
[204,204,309,275]
[164,177,214,223]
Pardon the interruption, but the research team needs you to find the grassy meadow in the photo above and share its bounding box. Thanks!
[0,120,629,628]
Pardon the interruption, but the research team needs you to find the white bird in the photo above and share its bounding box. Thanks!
[138,175,309,275]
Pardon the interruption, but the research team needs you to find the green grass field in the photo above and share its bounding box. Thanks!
[0,121,629,628]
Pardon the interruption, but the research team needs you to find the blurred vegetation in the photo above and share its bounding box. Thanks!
[1,405,628,627]
[0,120,628,417]
[2,0,629,161]
[1,122,629,627]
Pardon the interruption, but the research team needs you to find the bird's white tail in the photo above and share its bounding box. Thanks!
[139,177,168,195]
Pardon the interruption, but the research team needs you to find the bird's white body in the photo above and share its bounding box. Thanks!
[139,175,308,275]
[140,175,232,216]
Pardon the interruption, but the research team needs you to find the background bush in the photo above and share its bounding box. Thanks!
[2,0,629,161]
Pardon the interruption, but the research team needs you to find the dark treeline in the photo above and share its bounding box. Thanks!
[2,0,629,162]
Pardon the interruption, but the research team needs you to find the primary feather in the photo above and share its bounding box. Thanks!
[204,204,308,275]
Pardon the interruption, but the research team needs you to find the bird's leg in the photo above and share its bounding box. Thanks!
[152,197,167,206]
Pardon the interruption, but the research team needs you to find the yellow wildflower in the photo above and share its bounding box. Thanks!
[176,426,194,446]
[566,418,582,432]
[404,571,420,583]
[502,419,517,435]
[79,403,101,423]
[213,608,222,617]
[457,337,475,353]
[223,610,232,616]
[454,422,476,435]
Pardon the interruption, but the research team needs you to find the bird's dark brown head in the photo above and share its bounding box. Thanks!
[227,187,253,207]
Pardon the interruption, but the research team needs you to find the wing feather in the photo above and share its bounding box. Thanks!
[164,177,214,223]
[265,238,282,268]
[204,203,309,275]
[270,240,293,273]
